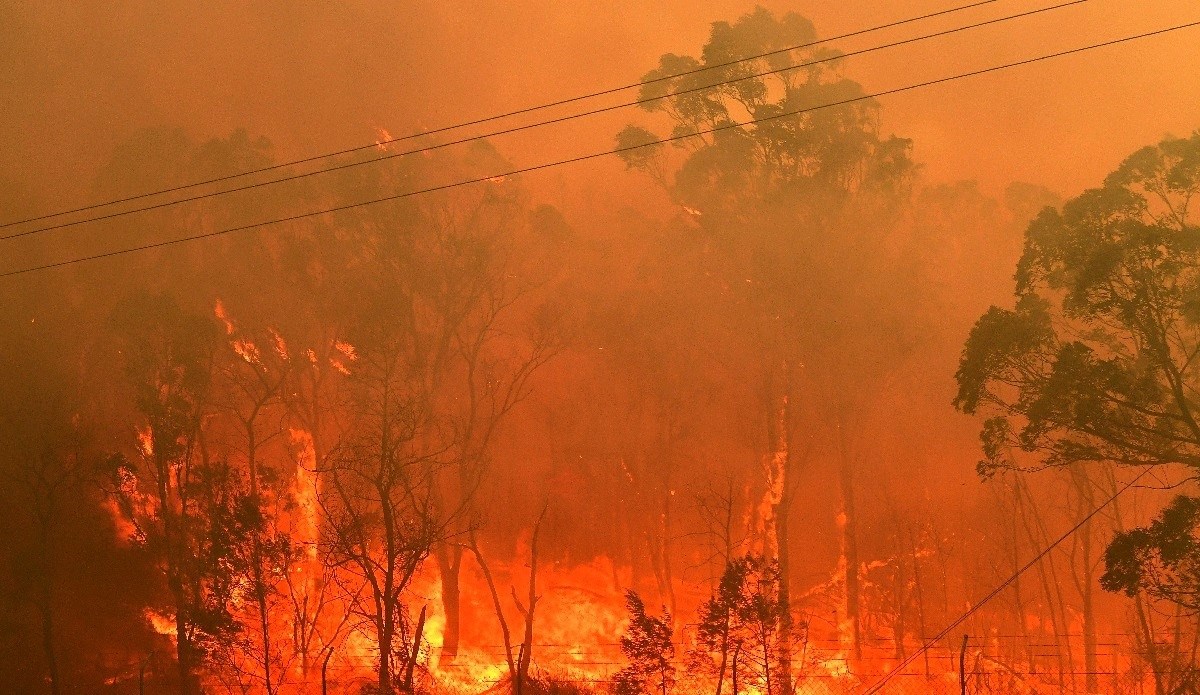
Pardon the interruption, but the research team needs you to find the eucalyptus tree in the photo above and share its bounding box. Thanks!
[108,293,263,694]
[210,314,297,695]
[616,6,918,668]
[311,140,560,689]
[955,132,1200,683]
[955,132,1200,478]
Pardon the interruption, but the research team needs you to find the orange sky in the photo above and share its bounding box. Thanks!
[1,0,1198,213]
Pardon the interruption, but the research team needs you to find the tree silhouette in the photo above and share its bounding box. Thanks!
[616,5,919,669]
[614,590,675,695]
[108,292,264,693]
[691,556,790,695]
[956,133,1200,597]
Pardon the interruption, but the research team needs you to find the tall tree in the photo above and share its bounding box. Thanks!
[108,292,260,694]
[318,282,442,694]
[211,309,297,695]
[616,6,917,668]
[311,141,553,691]
[0,330,96,695]
[955,131,1200,479]
[954,132,1200,676]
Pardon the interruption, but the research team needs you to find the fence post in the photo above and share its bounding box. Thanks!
[959,634,969,695]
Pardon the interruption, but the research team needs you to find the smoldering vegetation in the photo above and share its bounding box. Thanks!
[2,3,1200,695]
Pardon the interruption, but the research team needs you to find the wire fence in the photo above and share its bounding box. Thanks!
[294,671,1168,695]
[95,633,1193,695]
[97,669,1176,695]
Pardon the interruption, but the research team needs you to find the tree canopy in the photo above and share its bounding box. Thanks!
[955,132,1200,476]
[955,131,1200,609]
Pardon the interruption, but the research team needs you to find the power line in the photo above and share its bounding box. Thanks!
[0,0,1082,243]
[3,19,1197,280]
[0,0,1005,231]
[857,465,1157,695]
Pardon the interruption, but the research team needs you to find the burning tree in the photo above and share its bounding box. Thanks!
[317,280,444,694]
[11,9,1193,695]
[209,310,299,695]
[308,139,559,692]
[616,5,921,669]
[107,292,266,693]
[289,140,561,670]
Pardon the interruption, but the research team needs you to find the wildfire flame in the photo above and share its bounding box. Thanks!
[214,299,235,335]
[145,608,177,638]
[136,425,153,458]
[375,127,395,151]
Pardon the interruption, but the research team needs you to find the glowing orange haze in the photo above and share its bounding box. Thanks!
[2,1,1197,692]
[2,0,1198,205]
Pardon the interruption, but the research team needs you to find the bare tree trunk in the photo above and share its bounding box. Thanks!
[37,586,61,695]
[379,612,395,695]
[244,419,277,695]
[655,486,678,617]
[731,647,741,695]
[173,594,197,695]
[762,360,795,695]
[776,463,794,695]
[623,490,642,591]
[1068,466,1099,695]
[469,534,516,680]
[891,538,908,662]
[1191,612,1200,689]
[404,605,427,692]
[164,499,199,695]
[908,523,931,678]
[1015,479,1070,689]
[513,506,547,690]
[714,613,731,695]
[322,643,335,695]
[33,515,62,695]
[836,416,862,665]
[1135,556,1166,694]
[1171,604,1186,695]
[1007,483,1033,674]
[518,548,539,680]
[151,428,201,695]
[1104,466,1167,695]
[436,543,464,664]
[761,623,774,695]
[646,528,673,616]
[139,655,149,695]
[1032,489,1078,690]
